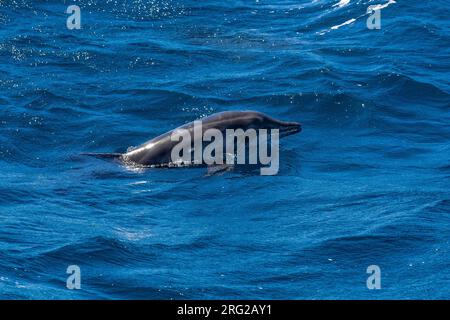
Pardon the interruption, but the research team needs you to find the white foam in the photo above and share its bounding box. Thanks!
[331,18,356,30]
[333,0,350,8]
[369,0,396,11]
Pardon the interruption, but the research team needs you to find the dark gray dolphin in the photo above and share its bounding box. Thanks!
[84,110,301,167]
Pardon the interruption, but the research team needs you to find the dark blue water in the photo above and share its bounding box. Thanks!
[1,0,449,299]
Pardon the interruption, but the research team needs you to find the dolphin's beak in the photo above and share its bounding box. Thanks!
[279,121,302,137]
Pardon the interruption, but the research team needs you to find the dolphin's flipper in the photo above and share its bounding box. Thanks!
[206,164,234,176]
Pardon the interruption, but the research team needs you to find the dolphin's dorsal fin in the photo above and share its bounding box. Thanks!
[81,153,122,160]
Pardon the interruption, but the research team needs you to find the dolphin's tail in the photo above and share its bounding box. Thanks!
[81,152,122,160]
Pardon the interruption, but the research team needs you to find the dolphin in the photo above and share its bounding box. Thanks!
[84,110,301,168]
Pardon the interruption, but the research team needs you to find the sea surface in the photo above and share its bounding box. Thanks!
[0,0,449,299]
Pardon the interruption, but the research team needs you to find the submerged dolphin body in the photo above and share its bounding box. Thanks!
[84,111,301,168]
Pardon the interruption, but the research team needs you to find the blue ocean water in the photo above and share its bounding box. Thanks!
[0,0,449,299]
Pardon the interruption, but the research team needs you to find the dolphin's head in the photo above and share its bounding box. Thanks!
[245,111,302,137]
[201,110,302,137]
